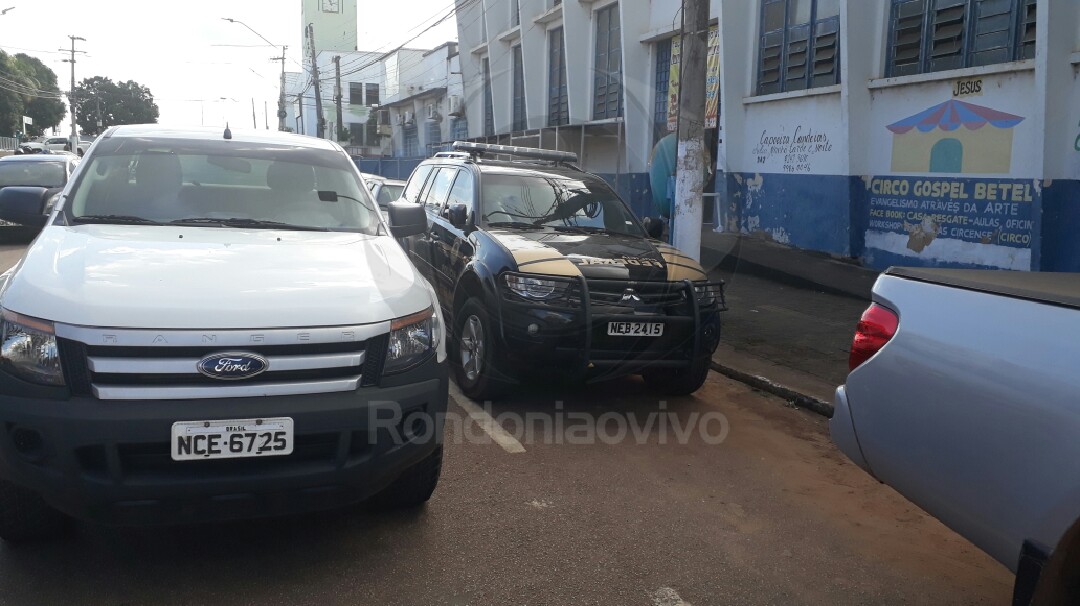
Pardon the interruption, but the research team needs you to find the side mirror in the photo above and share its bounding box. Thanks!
[642,216,665,240]
[0,187,51,228]
[388,201,427,238]
[447,203,468,229]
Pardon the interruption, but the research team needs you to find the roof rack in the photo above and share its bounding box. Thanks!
[450,141,579,164]
[433,151,471,159]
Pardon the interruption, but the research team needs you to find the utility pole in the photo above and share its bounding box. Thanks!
[307,24,325,139]
[297,93,305,134]
[272,45,287,131]
[333,55,343,143]
[251,98,257,128]
[60,35,86,152]
[672,0,709,261]
[264,101,269,129]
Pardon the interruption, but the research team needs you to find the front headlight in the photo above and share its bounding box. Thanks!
[383,307,438,375]
[505,274,560,300]
[694,283,723,307]
[0,310,64,386]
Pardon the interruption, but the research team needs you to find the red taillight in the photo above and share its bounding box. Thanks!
[848,304,899,372]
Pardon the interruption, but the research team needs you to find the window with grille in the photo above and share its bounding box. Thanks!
[404,124,420,156]
[512,46,527,131]
[349,82,364,105]
[452,116,469,140]
[887,0,1037,77]
[593,3,623,120]
[548,28,569,126]
[365,118,378,147]
[654,38,672,144]
[756,0,840,95]
[483,57,495,136]
[349,123,364,146]
[426,120,442,149]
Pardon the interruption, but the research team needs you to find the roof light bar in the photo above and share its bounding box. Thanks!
[451,141,578,164]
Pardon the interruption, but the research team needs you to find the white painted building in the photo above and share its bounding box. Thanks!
[456,0,1080,271]
[380,43,468,157]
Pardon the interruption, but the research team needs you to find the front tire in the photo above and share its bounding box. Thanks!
[642,356,711,396]
[452,298,510,401]
[0,480,69,543]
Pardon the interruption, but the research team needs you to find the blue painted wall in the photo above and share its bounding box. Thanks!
[1040,179,1080,272]
[726,172,856,256]
[354,158,425,181]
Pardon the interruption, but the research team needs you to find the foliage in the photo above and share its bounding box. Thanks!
[73,76,159,136]
[0,51,66,137]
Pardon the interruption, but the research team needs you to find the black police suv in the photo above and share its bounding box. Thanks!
[389,142,724,400]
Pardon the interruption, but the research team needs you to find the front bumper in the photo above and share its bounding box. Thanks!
[0,359,449,526]
[496,278,724,378]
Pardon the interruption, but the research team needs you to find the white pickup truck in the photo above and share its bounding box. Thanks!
[832,268,1080,605]
[0,125,447,541]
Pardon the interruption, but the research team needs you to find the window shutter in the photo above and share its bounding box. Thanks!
[928,0,967,73]
[1017,0,1036,60]
[889,0,926,77]
[970,0,1015,67]
[811,17,840,87]
[784,23,811,91]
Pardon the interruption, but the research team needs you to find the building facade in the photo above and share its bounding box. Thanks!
[456,0,1080,272]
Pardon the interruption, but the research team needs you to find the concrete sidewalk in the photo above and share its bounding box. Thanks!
[701,232,876,417]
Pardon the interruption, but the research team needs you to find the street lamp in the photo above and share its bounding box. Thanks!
[222,17,288,132]
[1,7,15,15]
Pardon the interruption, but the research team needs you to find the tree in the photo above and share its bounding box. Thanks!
[0,51,66,137]
[73,76,159,136]
[12,54,65,137]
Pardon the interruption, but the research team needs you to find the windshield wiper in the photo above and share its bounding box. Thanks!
[73,214,161,225]
[170,218,330,232]
[487,221,542,230]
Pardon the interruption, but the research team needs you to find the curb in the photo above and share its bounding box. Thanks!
[710,361,835,419]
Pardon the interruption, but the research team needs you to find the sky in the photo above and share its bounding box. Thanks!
[0,0,458,133]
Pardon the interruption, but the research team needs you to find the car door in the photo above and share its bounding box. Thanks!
[431,168,476,313]
[398,164,436,275]
[412,166,456,284]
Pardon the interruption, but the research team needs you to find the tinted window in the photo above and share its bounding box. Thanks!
[0,161,66,188]
[66,138,380,234]
[480,173,643,236]
[402,164,434,202]
[447,171,473,209]
[423,168,457,211]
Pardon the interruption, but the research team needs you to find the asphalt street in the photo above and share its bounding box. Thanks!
[0,372,1012,605]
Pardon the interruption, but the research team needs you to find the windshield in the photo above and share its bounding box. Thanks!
[66,138,380,233]
[375,183,404,206]
[0,161,65,188]
[480,173,644,236]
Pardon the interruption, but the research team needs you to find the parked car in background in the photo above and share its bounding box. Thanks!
[393,142,725,401]
[0,154,80,221]
[362,174,406,222]
[832,268,1080,605]
[41,135,88,156]
[0,125,447,542]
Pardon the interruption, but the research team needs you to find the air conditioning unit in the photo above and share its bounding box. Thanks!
[404,111,415,125]
[377,124,393,137]
[448,95,465,117]
[397,114,406,125]
[426,103,441,121]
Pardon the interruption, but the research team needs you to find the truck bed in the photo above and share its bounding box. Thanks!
[886,267,1080,310]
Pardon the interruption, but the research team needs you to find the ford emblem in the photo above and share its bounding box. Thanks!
[196,352,269,381]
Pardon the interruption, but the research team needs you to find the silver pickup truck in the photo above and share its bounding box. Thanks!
[831,268,1080,605]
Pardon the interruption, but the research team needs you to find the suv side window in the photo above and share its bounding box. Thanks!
[422,167,457,212]
[402,164,434,203]
[446,169,474,211]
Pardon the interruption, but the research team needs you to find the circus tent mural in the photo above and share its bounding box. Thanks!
[887,99,1025,174]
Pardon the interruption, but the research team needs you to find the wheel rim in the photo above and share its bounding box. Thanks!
[459,315,485,382]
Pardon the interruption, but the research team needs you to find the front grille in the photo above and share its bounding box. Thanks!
[586,280,688,308]
[55,324,390,400]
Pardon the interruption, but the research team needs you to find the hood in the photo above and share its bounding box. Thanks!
[1,225,432,329]
[487,229,707,282]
